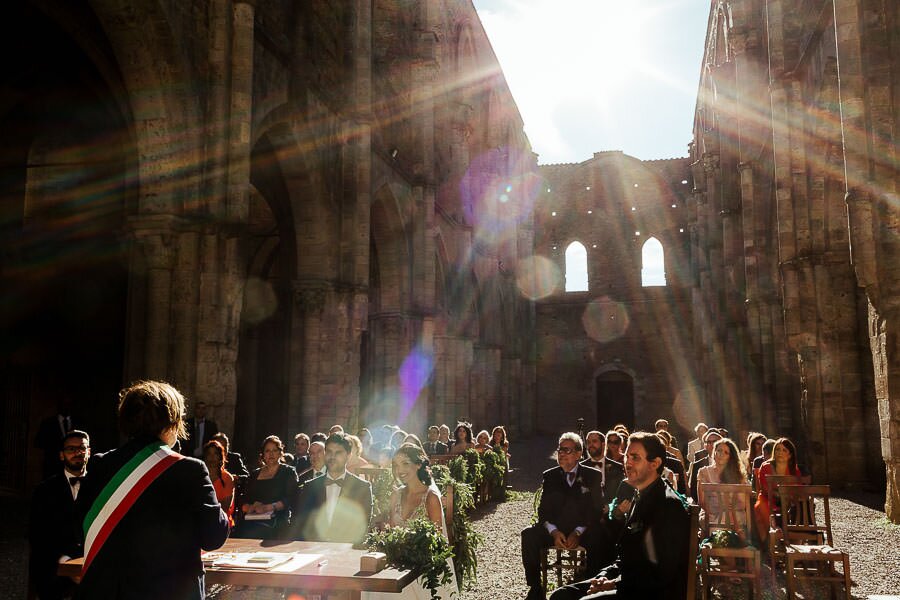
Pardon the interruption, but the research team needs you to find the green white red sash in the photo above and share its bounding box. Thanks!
[82,441,184,574]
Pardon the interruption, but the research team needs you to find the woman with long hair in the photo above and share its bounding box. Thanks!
[449,422,474,455]
[364,443,457,600]
[743,431,767,474]
[696,438,748,533]
[753,437,802,543]
[203,440,235,527]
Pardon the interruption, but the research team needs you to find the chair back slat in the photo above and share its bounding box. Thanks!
[778,484,832,546]
[699,483,753,540]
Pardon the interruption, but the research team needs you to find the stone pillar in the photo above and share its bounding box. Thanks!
[126,215,179,380]
[227,0,255,222]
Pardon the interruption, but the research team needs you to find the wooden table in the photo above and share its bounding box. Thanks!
[60,538,419,599]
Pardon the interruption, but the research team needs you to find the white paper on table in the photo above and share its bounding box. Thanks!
[210,552,309,570]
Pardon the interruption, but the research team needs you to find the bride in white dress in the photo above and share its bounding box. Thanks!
[363,443,457,600]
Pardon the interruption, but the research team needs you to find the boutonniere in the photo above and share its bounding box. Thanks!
[580,485,590,494]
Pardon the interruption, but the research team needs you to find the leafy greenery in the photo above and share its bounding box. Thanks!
[505,489,533,502]
[371,469,397,519]
[462,448,485,489]
[365,517,454,600]
[432,464,483,589]
[448,455,468,484]
[481,447,507,499]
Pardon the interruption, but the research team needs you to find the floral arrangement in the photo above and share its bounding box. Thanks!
[481,447,507,499]
[365,517,454,599]
[432,464,483,589]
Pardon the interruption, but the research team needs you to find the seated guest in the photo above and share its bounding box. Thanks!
[363,443,457,600]
[310,431,328,444]
[750,438,776,492]
[656,431,688,496]
[522,433,606,600]
[211,432,248,478]
[389,429,408,450]
[449,422,475,455]
[605,430,625,463]
[688,428,723,501]
[235,435,298,539]
[292,432,373,543]
[686,422,708,462]
[548,432,691,600]
[491,425,510,455]
[696,438,748,530]
[347,434,370,473]
[357,428,374,459]
[29,429,90,600]
[204,440,235,527]
[753,437,802,543]
[743,432,767,475]
[329,424,344,435]
[76,381,228,599]
[438,423,453,448]
[581,431,625,504]
[423,425,449,455]
[293,432,311,473]
[403,433,424,448]
[299,440,327,483]
[474,429,491,453]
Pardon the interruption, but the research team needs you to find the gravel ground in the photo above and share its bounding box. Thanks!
[461,436,900,600]
[1,437,898,599]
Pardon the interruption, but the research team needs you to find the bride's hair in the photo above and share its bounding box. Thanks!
[394,442,432,485]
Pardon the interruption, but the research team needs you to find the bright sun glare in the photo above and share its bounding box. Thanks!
[475,0,704,163]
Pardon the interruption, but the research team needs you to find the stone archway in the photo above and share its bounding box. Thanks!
[0,2,136,489]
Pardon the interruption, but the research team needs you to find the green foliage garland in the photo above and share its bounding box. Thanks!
[462,449,484,488]
[432,465,483,590]
[365,517,454,600]
[481,447,507,499]
[371,469,397,519]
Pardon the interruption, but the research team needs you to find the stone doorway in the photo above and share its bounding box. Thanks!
[595,371,634,431]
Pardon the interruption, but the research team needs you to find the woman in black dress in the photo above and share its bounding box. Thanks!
[235,435,298,539]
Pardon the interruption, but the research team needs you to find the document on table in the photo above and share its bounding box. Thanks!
[243,510,274,521]
[203,552,321,572]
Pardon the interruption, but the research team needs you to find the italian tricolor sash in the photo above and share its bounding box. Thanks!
[82,441,184,574]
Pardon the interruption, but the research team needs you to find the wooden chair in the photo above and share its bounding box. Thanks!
[428,453,454,466]
[778,484,851,600]
[765,473,804,571]
[541,545,587,591]
[686,502,702,600]
[699,483,761,600]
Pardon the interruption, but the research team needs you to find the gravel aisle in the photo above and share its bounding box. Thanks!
[462,436,900,600]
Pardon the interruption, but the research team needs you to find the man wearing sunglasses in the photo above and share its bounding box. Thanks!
[522,433,606,600]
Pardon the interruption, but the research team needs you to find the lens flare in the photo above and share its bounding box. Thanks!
[516,255,562,300]
[398,347,434,420]
[242,277,278,324]
[581,296,630,342]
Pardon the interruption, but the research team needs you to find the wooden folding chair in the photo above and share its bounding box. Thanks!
[699,483,761,600]
[765,474,804,571]
[779,484,851,600]
[541,545,587,591]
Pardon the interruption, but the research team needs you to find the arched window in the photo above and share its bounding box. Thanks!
[565,241,589,292]
[641,237,666,287]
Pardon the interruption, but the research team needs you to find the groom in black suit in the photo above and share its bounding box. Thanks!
[522,433,606,600]
[291,432,373,544]
[28,430,90,600]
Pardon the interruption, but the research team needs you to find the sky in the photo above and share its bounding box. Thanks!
[472,0,712,165]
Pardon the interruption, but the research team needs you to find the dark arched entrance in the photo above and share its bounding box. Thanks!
[595,370,634,431]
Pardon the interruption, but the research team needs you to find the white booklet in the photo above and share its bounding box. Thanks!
[243,510,275,521]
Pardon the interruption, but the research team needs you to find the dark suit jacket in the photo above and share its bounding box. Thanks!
[537,465,606,536]
[423,440,449,455]
[687,456,710,501]
[293,454,311,474]
[291,472,373,544]
[580,458,625,506]
[75,437,229,600]
[226,451,249,478]
[29,471,83,599]
[185,418,219,455]
[598,476,691,599]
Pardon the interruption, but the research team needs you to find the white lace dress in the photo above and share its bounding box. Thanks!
[362,483,458,600]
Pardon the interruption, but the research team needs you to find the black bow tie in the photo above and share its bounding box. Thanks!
[326,478,344,487]
[69,476,84,487]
